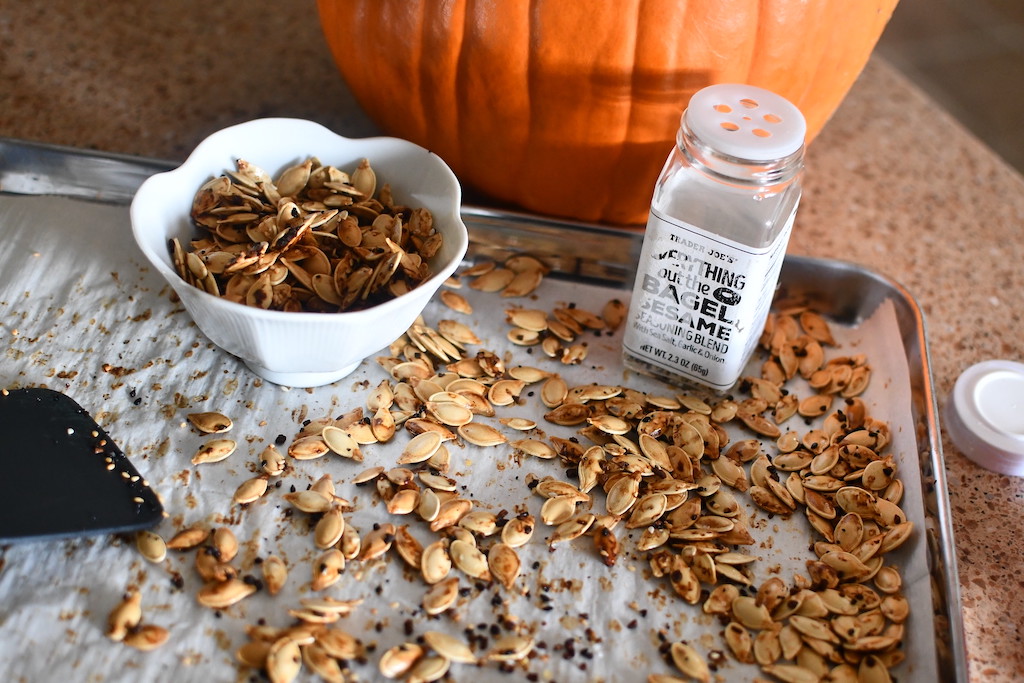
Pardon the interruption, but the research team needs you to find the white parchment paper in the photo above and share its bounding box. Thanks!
[0,196,933,682]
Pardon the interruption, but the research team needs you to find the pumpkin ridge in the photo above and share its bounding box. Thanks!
[449,0,467,170]
[593,0,643,222]
[455,0,534,209]
[408,2,428,144]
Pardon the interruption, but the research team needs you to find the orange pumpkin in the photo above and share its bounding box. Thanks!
[318,0,897,225]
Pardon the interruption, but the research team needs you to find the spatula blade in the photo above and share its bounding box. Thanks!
[0,388,163,543]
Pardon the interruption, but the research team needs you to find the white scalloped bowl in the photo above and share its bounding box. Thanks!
[131,118,468,387]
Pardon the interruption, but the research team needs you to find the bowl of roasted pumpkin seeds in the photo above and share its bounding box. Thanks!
[131,118,468,387]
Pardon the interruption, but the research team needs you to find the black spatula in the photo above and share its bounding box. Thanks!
[0,388,163,543]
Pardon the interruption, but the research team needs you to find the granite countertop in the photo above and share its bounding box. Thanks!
[2,2,1023,681]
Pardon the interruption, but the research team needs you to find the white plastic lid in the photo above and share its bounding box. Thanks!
[945,360,1024,476]
[686,84,806,160]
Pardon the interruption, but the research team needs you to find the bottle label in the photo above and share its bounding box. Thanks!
[623,206,793,390]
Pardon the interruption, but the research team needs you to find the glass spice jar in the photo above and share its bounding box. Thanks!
[622,83,806,392]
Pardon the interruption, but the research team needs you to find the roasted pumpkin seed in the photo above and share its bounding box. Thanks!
[106,591,142,641]
[192,438,236,465]
[187,411,233,434]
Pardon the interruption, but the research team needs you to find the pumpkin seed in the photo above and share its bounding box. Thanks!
[187,411,233,434]
[879,594,910,625]
[236,640,272,668]
[283,490,332,514]
[540,496,577,526]
[358,523,396,562]
[669,559,703,603]
[314,507,345,549]
[393,525,424,569]
[503,308,546,332]
[637,524,670,552]
[511,438,557,459]
[234,476,269,505]
[436,318,481,346]
[440,290,472,314]
[548,513,595,544]
[387,488,420,515]
[306,474,335,501]
[288,435,330,460]
[540,376,568,408]
[369,404,397,442]
[210,527,238,563]
[559,343,588,364]
[192,438,236,465]
[258,444,287,476]
[732,595,775,630]
[469,268,515,292]
[606,475,640,516]
[488,378,525,405]
[738,411,781,438]
[789,614,839,643]
[761,663,822,683]
[449,539,491,580]
[711,456,749,491]
[311,549,345,591]
[403,654,449,683]
[486,634,534,662]
[302,642,345,682]
[196,578,256,609]
[408,486,438,522]
[333,524,358,561]
[715,563,753,586]
[625,493,668,529]
[106,591,142,641]
[135,530,167,563]
[393,432,440,467]
[421,401,470,428]
[265,637,302,683]
[123,624,170,651]
[288,606,340,626]
[165,525,208,550]
[301,596,362,616]
[501,514,535,547]
[501,268,544,298]
[420,631,475,664]
[429,498,472,532]
[311,628,362,661]
[458,510,499,536]
[670,641,711,683]
[873,566,902,594]
[705,487,739,516]
[724,622,755,663]
[421,540,453,584]
[321,426,363,460]
[879,521,914,553]
[262,555,287,595]
[799,310,835,345]
[542,400,590,425]
[499,413,540,430]
[487,540,520,589]
[457,422,507,447]
[422,576,460,615]
[505,327,539,345]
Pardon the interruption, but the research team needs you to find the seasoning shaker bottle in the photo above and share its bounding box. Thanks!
[622,83,806,392]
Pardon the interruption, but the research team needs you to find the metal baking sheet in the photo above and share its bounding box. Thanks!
[458,206,965,683]
[0,137,965,682]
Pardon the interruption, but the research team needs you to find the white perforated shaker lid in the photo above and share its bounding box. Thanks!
[686,84,806,161]
[945,360,1024,476]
